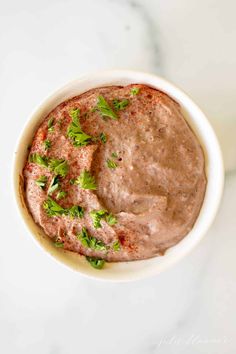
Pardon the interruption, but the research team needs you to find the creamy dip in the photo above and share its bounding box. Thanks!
[23,85,206,267]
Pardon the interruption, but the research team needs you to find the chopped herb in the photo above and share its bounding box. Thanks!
[99,132,107,144]
[35,175,47,189]
[76,170,96,190]
[48,117,54,132]
[86,256,105,269]
[112,240,121,251]
[69,178,76,185]
[29,153,48,167]
[90,209,107,229]
[67,205,84,219]
[43,197,65,217]
[106,213,117,226]
[48,175,60,195]
[78,227,90,247]
[69,108,80,121]
[96,95,117,120]
[43,196,84,219]
[130,87,140,96]
[56,190,67,200]
[48,159,69,177]
[54,241,64,248]
[113,99,129,111]
[90,209,117,228]
[106,159,118,169]
[77,227,106,251]
[43,139,51,150]
[29,154,69,177]
[67,108,92,147]
[111,152,118,158]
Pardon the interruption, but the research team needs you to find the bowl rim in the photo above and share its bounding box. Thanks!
[12,69,224,282]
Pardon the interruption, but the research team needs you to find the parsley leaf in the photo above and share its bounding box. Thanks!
[106,159,118,169]
[69,178,76,185]
[112,240,120,251]
[48,175,60,195]
[48,117,55,132]
[56,190,67,200]
[43,197,65,217]
[48,159,69,177]
[106,213,117,226]
[111,152,118,158]
[67,108,92,147]
[29,154,69,177]
[113,99,129,111]
[54,241,64,248]
[96,95,117,120]
[67,205,84,218]
[43,197,84,219]
[78,227,90,247]
[29,153,48,167]
[69,108,80,121]
[43,139,51,150]
[90,209,117,228]
[77,227,106,251]
[90,209,107,229]
[76,170,97,190]
[86,256,105,269]
[99,132,107,144]
[35,175,47,189]
[130,87,140,96]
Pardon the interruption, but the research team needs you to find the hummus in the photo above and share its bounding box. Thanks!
[23,85,206,266]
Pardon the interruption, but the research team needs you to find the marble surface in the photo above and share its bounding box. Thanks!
[0,0,236,353]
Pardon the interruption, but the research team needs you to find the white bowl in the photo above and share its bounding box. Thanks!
[13,70,224,281]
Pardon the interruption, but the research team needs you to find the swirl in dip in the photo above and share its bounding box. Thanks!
[23,85,206,268]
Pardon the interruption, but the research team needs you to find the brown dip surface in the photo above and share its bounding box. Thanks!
[23,84,207,262]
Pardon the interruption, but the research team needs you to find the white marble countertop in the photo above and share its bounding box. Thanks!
[1,1,236,353]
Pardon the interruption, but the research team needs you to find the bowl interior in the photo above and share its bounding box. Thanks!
[13,70,224,281]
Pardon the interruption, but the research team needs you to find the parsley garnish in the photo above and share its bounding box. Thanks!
[35,175,47,189]
[29,153,48,167]
[48,117,54,132]
[99,132,107,144]
[90,209,107,229]
[56,190,67,200]
[106,213,117,226]
[130,87,140,96]
[106,159,118,169]
[78,227,106,251]
[67,205,84,218]
[43,197,84,218]
[48,159,69,177]
[48,175,60,195]
[43,197,65,217]
[29,154,69,177]
[43,139,51,150]
[96,95,117,120]
[69,178,76,185]
[112,240,121,251]
[86,256,105,269]
[113,99,129,111]
[54,241,64,248]
[67,108,92,147]
[111,152,118,158]
[90,209,117,228]
[76,170,96,190]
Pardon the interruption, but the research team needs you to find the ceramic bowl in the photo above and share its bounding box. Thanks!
[13,70,224,281]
